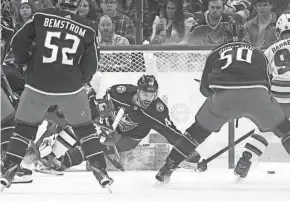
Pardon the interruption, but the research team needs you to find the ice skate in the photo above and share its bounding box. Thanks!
[234,151,252,180]
[89,161,114,193]
[156,158,179,184]
[0,161,19,191]
[12,168,33,184]
[35,154,65,176]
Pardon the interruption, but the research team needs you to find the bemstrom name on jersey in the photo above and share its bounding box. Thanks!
[43,17,86,37]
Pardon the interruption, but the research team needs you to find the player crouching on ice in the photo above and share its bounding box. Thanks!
[36,75,185,178]
[155,21,290,184]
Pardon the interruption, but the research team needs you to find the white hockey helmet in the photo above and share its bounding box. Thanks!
[276,14,290,37]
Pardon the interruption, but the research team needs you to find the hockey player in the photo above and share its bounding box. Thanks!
[0,0,112,191]
[37,75,185,172]
[232,13,290,179]
[155,21,290,184]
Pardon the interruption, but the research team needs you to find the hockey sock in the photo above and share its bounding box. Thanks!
[89,152,107,169]
[172,122,211,158]
[272,117,290,154]
[62,146,84,168]
[52,126,78,158]
[241,133,268,162]
[5,123,38,164]
[272,117,290,138]
[74,123,105,162]
[1,118,15,152]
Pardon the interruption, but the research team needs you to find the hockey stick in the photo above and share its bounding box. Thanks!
[1,68,19,105]
[197,129,255,171]
[100,107,125,171]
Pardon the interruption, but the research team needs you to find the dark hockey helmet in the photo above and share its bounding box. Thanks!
[137,75,159,93]
[59,0,80,9]
[223,20,245,43]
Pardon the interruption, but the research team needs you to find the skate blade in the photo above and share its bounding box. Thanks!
[0,184,5,192]
[12,180,33,184]
[35,169,64,176]
[234,175,243,184]
[12,175,33,184]
[154,179,169,188]
[105,185,112,193]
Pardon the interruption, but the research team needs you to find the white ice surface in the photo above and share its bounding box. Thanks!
[1,163,290,201]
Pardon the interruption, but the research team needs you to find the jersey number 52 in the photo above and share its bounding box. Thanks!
[43,31,80,65]
[220,47,253,69]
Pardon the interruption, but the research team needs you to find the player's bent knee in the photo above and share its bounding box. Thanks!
[244,134,268,161]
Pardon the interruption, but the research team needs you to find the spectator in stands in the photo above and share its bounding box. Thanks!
[150,0,185,44]
[98,15,129,45]
[184,0,232,45]
[243,0,277,50]
[182,0,204,19]
[77,0,98,21]
[15,0,35,30]
[99,0,135,44]
[249,0,289,19]
[117,0,153,42]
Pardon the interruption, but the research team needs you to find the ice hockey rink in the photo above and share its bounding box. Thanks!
[1,163,290,201]
[2,73,290,200]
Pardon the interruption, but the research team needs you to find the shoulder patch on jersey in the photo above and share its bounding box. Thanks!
[156,102,164,112]
[117,85,126,93]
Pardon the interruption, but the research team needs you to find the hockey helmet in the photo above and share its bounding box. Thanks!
[276,14,290,37]
[59,0,80,10]
[223,20,245,43]
[137,75,159,93]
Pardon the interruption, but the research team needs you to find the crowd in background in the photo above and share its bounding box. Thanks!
[7,0,290,49]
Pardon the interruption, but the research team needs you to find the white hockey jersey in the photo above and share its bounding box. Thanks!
[264,38,290,103]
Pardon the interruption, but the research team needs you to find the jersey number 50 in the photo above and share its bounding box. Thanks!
[220,47,253,69]
[43,31,80,65]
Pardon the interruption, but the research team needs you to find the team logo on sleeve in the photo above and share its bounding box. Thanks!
[116,85,126,93]
[156,102,164,112]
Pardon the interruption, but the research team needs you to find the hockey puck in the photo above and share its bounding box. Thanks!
[267,171,275,174]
